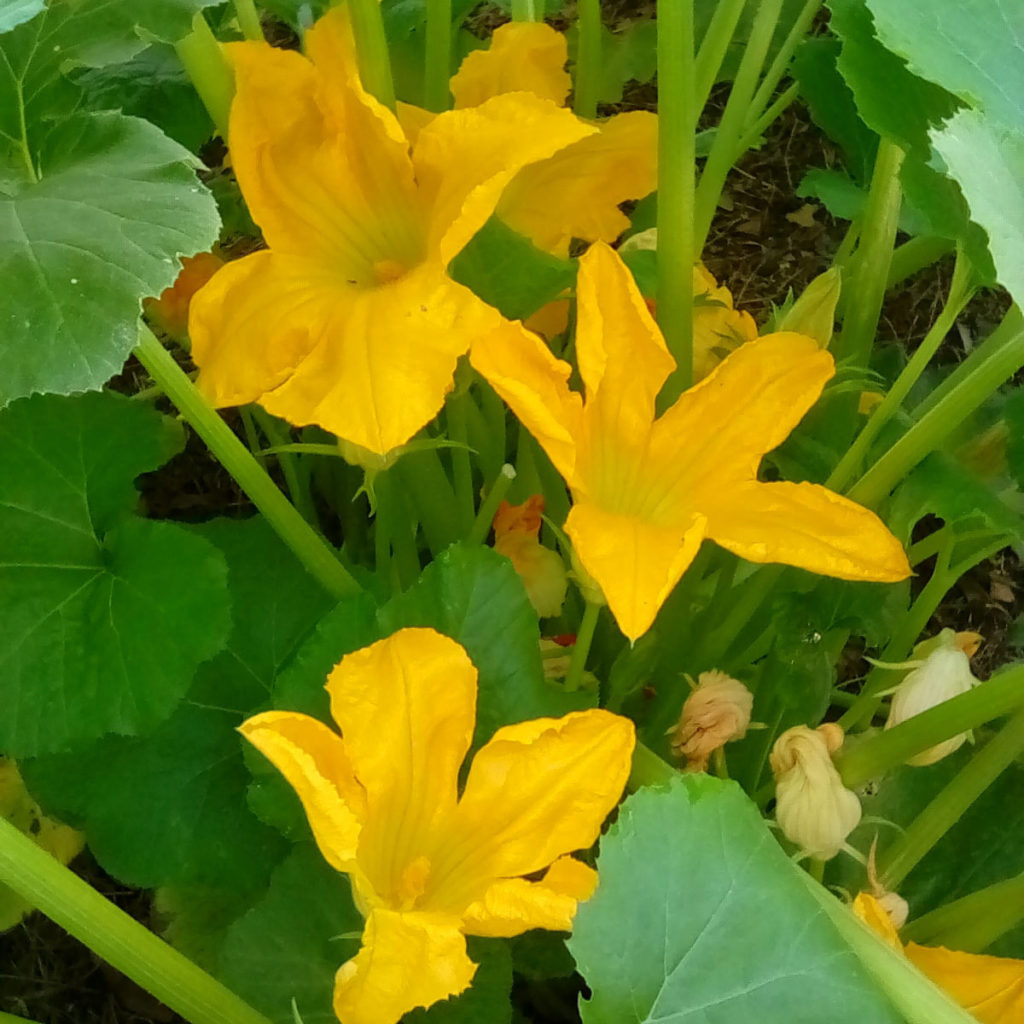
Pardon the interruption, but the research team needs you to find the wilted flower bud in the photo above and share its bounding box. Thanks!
[667,670,753,772]
[493,497,568,618]
[145,251,224,341]
[539,636,574,681]
[777,267,841,347]
[884,629,982,766]
[770,723,862,860]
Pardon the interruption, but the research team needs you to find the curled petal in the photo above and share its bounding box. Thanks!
[451,22,571,108]
[239,711,365,870]
[334,909,476,1024]
[906,943,1024,1024]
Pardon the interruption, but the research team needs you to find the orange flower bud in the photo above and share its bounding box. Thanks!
[493,496,567,618]
[667,670,753,772]
[144,251,224,341]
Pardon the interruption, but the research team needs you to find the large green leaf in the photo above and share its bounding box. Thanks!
[570,776,903,1023]
[931,109,1024,305]
[865,0,1024,132]
[0,112,219,404]
[0,392,230,755]
[0,0,43,32]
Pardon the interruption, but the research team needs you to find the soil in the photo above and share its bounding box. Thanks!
[3,3,1020,1022]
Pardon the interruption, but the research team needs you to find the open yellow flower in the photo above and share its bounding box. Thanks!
[855,892,1024,1024]
[189,8,593,455]
[240,627,634,1024]
[471,242,911,640]
[401,21,657,257]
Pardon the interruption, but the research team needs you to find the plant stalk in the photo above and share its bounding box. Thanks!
[510,0,538,20]
[468,464,516,546]
[0,816,273,1024]
[424,0,452,112]
[134,327,361,599]
[574,0,602,119]
[175,12,235,139]
[233,0,263,40]
[347,0,396,109]
[565,601,601,693]
[693,0,747,111]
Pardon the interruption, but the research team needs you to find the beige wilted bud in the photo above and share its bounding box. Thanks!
[884,628,982,766]
[770,724,862,860]
[777,267,842,347]
[667,670,753,772]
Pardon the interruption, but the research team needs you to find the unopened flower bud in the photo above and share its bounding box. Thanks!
[667,670,753,772]
[885,628,982,766]
[777,267,841,348]
[770,724,862,860]
[493,497,567,619]
[146,251,224,341]
[539,636,574,681]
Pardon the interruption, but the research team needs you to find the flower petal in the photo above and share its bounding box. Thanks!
[906,943,1024,1024]
[648,332,835,504]
[451,22,571,108]
[461,857,597,938]
[259,263,501,454]
[575,241,675,447]
[706,481,911,582]
[334,909,476,1024]
[325,629,476,900]
[444,709,634,890]
[413,92,595,265]
[227,22,422,280]
[470,320,583,482]
[566,501,707,640]
[499,112,658,255]
[239,711,365,871]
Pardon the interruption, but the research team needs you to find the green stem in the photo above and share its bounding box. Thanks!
[693,0,747,111]
[628,742,677,791]
[574,0,602,119]
[903,871,1024,953]
[468,464,516,546]
[880,705,1024,889]
[693,0,783,253]
[393,450,459,556]
[175,12,234,139]
[251,408,318,525]
[565,601,601,693]
[836,663,1024,788]
[233,0,263,40]
[424,0,452,111]
[0,1014,43,1024]
[656,0,696,402]
[696,564,785,668]
[347,0,396,109]
[734,81,799,151]
[797,872,980,1024]
[746,0,820,117]
[833,139,905,365]
[0,817,272,1024]
[376,470,419,590]
[134,327,361,599]
[446,391,476,538]
[887,236,956,290]
[510,0,538,18]
[850,306,1024,507]
[828,250,975,491]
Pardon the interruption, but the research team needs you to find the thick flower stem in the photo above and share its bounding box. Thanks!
[468,464,516,546]
[446,391,476,538]
[348,0,396,109]
[879,705,1024,890]
[175,12,234,139]
[135,327,362,599]
[903,871,1024,953]
[510,0,539,20]
[565,600,601,693]
[832,139,904,366]
[424,0,452,111]
[656,0,696,401]
[797,871,980,1024]
[693,0,747,111]
[850,305,1024,508]
[574,0,602,120]
[746,0,820,118]
[0,816,273,1024]
[835,663,1024,788]
[828,251,976,492]
[233,0,263,40]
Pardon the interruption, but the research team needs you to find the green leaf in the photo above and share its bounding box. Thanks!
[570,776,903,1023]
[865,0,1024,132]
[450,215,576,322]
[218,844,364,1024]
[565,20,657,106]
[0,112,219,404]
[798,167,868,221]
[931,109,1024,305]
[379,543,596,746]
[0,0,43,33]
[0,392,230,755]
[827,0,959,154]
[406,941,512,1024]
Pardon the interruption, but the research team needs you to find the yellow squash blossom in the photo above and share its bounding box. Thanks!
[401,21,657,257]
[189,8,593,456]
[471,242,911,640]
[240,627,634,1024]
[855,892,1024,1024]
